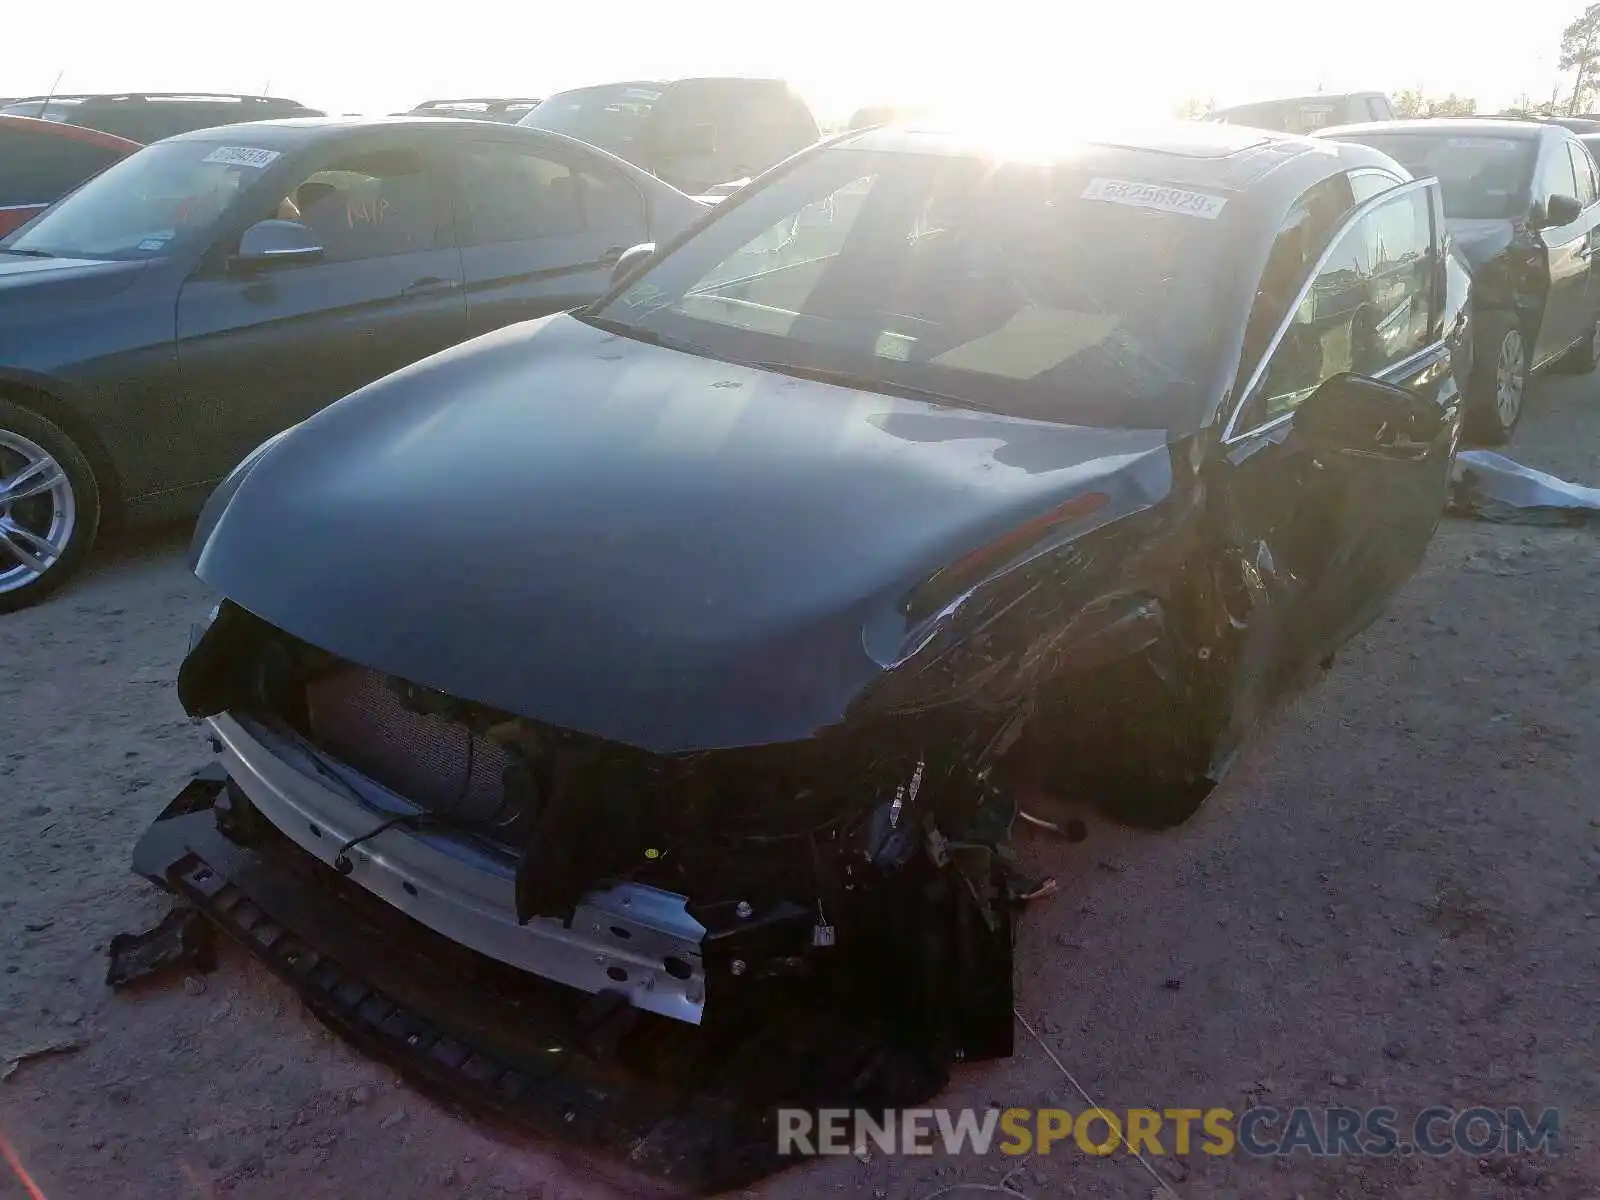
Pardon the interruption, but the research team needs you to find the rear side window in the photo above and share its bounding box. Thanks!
[0,126,124,207]
[1568,141,1598,205]
[457,144,583,243]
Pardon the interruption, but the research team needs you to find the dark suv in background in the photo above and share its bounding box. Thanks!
[0,93,323,143]
[0,116,140,234]
[1211,91,1394,134]
[1319,118,1600,442]
[521,77,820,196]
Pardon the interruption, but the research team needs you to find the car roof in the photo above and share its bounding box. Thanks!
[0,113,142,151]
[540,76,794,101]
[155,115,688,192]
[833,120,1394,193]
[410,98,542,115]
[541,81,666,100]
[1318,117,1549,140]
[1214,91,1384,109]
[163,115,515,145]
[1,92,311,108]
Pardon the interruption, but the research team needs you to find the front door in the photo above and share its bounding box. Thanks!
[448,137,651,338]
[1209,179,1455,726]
[174,140,467,483]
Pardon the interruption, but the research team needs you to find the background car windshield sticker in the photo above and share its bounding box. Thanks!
[621,282,667,310]
[1080,178,1227,220]
[135,231,175,252]
[201,146,282,169]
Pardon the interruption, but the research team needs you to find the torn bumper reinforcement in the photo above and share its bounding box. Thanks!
[133,766,951,1194]
[195,712,710,1025]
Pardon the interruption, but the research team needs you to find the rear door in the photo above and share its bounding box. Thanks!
[174,135,468,481]
[0,122,128,233]
[1567,139,1600,336]
[448,136,650,337]
[1211,178,1455,718]
[1532,136,1588,363]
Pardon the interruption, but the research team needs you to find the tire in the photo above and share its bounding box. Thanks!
[1465,312,1527,445]
[0,398,101,614]
[1557,308,1600,374]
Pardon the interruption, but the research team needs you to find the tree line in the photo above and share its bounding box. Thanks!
[1175,1,1600,122]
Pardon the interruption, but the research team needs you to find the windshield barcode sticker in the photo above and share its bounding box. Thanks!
[1080,178,1227,219]
[202,146,281,169]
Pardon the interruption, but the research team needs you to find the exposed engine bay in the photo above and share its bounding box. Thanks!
[166,600,1114,1061]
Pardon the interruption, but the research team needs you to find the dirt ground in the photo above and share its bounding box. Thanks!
[4,374,1600,1200]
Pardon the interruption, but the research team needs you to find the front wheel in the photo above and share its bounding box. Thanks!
[0,399,101,614]
[1465,313,1527,445]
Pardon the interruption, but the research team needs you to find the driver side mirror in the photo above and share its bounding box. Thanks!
[231,219,324,271]
[610,242,656,287]
[1297,372,1442,452]
[1534,192,1583,229]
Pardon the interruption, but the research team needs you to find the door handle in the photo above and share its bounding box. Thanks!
[402,275,461,295]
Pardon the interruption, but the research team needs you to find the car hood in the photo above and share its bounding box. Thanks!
[0,251,147,295]
[195,314,1173,752]
[1445,217,1516,270]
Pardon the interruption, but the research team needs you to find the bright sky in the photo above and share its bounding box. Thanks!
[0,1,1587,123]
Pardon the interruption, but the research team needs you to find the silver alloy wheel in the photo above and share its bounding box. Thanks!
[0,429,77,595]
[1495,327,1526,428]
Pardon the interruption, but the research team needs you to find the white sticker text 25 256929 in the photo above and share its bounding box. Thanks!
[1079,178,1228,220]
[202,146,282,169]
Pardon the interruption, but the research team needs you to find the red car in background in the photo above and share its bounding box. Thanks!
[0,116,140,234]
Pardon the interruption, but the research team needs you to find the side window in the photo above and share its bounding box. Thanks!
[1349,169,1401,204]
[1568,142,1598,206]
[1241,186,1436,430]
[0,128,123,207]
[277,150,441,262]
[579,165,646,233]
[457,144,582,245]
[1584,142,1600,197]
[1536,142,1580,203]
[1236,174,1357,384]
[1368,188,1436,361]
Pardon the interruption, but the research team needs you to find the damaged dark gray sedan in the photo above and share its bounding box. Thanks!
[135,122,1468,1143]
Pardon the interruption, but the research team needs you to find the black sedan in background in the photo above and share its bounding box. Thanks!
[0,116,704,611]
[1318,119,1600,442]
[150,123,1469,1079]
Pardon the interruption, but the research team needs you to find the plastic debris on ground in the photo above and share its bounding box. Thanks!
[105,905,218,989]
[1447,450,1600,525]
